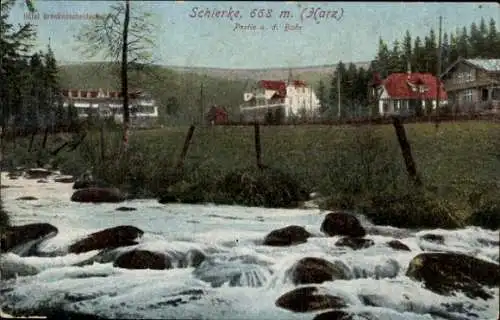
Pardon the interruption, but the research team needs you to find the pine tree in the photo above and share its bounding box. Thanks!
[412,36,424,72]
[449,32,459,63]
[43,43,61,129]
[469,22,481,57]
[402,30,412,67]
[375,38,391,78]
[25,52,44,131]
[478,18,488,57]
[441,32,451,69]
[423,29,437,73]
[457,27,469,58]
[389,40,405,73]
[486,18,500,58]
[316,79,328,114]
[345,63,358,116]
[0,0,36,129]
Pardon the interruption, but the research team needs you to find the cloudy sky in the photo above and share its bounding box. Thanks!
[9,1,499,68]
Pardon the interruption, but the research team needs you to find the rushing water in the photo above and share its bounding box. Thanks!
[0,172,499,320]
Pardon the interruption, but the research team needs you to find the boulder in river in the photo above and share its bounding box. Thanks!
[180,249,206,268]
[263,225,311,246]
[25,168,53,180]
[275,286,348,313]
[286,257,351,285]
[113,249,172,270]
[406,252,500,300]
[54,175,75,183]
[335,237,374,250]
[16,196,38,201]
[67,225,144,254]
[1,223,58,252]
[116,206,137,212]
[313,310,354,320]
[420,233,445,245]
[0,253,40,279]
[320,212,366,237]
[386,240,411,251]
[70,187,125,203]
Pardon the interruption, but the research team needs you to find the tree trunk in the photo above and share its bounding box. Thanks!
[121,0,130,149]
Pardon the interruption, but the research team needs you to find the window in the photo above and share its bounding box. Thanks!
[464,89,473,102]
[464,71,475,82]
[492,88,500,100]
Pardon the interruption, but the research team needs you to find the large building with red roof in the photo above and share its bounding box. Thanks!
[374,71,448,116]
[240,79,320,122]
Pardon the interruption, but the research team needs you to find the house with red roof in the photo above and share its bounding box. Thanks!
[240,79,320,123]
[206,105,229,125]
[374,70,448,116]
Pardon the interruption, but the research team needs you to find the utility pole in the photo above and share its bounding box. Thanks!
[436,15,443,122]
[200,81,204,125]
[337,68,341,119]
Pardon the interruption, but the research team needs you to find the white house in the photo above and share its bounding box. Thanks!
[60,89,159,127]
[373,70,448,116]
[240,80,320,122]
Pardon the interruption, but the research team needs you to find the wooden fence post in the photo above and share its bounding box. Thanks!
[100,123,106,162]
[41,127,49,150]
[176,124,196,170]
[254,123,263,169]
[392,116,422,187]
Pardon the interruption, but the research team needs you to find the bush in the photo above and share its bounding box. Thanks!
[160,166,310,208]
[467,203,500,230]
[0,199,9,234]
[361,190,463,229]
[212,166,309,208]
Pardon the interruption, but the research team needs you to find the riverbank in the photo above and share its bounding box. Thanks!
[2,121,500,229]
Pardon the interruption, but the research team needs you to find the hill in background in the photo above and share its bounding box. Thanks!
[57,61,370,123]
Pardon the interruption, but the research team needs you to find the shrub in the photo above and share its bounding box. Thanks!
[0,199,9,233]
[466,186,500,230]
[210,166,309,208]
[467,203,500,230]
[361,189,463,229]
[160,166,310,208]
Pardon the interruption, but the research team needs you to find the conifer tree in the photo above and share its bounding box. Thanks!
[316,79,328,114]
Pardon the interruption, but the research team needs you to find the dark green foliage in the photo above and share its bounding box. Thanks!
[362,190,462,229]
[466,187,500,230]
[468,203,500,230]
[160,166,309,208]
[212,167,309,208]
[0,198,9,233]
[375,18,500,77]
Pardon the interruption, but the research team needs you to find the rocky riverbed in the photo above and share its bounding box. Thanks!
[1,171,499,319]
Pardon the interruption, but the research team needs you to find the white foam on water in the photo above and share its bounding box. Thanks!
[1,172,499,319]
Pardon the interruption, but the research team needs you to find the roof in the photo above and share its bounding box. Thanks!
[258,80,287,98]
[61,89,143,99]
[382,73,448,100]
[465,59,500,72]
[441,58,500,78]
[292,80,307,87]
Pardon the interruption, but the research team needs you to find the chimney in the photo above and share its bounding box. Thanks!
[407,61,411,79]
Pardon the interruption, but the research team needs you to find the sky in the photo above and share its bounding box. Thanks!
[8,1,500,68]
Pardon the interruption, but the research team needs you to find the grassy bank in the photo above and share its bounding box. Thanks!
[2,121,500,229]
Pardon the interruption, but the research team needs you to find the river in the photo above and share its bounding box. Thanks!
[0,172,498,319]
